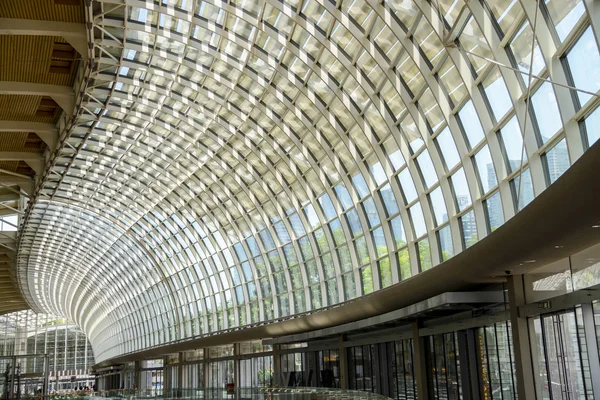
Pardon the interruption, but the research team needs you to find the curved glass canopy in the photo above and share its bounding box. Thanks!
[16,0,600,363]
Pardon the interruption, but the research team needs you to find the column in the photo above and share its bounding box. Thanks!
[233,344,239,389]
[338,335,348,389]
[506,275,536,399]
[272,344,281,387]
[203,348,210,389]
[134,361,141,390]
[178,352,184,396]
[411,321,429,400]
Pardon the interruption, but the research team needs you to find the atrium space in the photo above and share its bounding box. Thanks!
[1,0,600,399]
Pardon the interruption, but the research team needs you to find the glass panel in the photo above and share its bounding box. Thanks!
[435,127,461,171]
[543,138,570,184]
[460,210,477,249]
[418,239,432,271]
[499,116,527,173]
[437,225,453,262]
[532,82,562,143]
[458,100,485,148]
[566,26,600,106]
[484,191,504,233]
[473,145,497,194]
[511,168,535,211]
[483,68,513,121]
[451,168,472,211]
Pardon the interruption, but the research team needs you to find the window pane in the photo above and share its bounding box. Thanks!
[545,0,585,41]
[544,138,570,184]
[511,168,535,211]
[459,100,485,148]
[429,187,448,226]
[584,106,600,146]
[532,82,562,143]
[361,266,373,294]
[417,150,438,189]
[566,27,600,106]
[362,197,380,228]
[485,191,504,232]
[397,168,418,203]
[409,202,427,238]
[437,225,453,261]
[380,184,399,217]
[510,22,546,84]
[418,239,432,271]
[483,68,512,121]
[435,127,461,170]
[390,216,407,249]
[460,210,478,248]
[451,168,472,211]
[473,145,497,194]
[499,116,527,173]
[379,257,392,288]
[373,227,387,258]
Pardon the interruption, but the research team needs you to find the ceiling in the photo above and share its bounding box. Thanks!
[0,0,85,314]
[4,0,600,367]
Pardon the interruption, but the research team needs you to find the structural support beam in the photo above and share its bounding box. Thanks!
[0,176,33,196]
[507,275,537,399]
[338,335,348,389]
[0,18,88,61]
[0,193,19,203]
[0,81,75,117]
[0,152,43,162]
[0,121,58,150]
[412,321,429,400]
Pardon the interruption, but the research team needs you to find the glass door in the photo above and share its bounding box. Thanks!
[534,308,594,399]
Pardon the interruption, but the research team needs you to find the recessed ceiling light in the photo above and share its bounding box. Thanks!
[555,245,564,249]
[593,225,600,228]
[523,259,536,264]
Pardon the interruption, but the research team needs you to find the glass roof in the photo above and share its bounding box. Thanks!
[16,0,600,363]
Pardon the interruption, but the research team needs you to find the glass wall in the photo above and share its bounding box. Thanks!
[280,349,340,388]
[475,322,517,400]
[533,308,594,399]
[426,334,460,400]
[207,360,234,389]
[348,340,415,398]
[0,310,95,392]
[239,356,273,388]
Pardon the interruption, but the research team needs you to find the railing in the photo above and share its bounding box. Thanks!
[43,388,391,400]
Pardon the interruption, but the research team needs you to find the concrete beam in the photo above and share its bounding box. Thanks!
[0,176,34,196]
[24,159,44,175]
[0,152,44,162]
[0,193,19,203]
[0,121,58,149]
[0,18,88,61]
[0,81,75,117]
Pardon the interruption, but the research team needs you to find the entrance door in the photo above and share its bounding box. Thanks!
[534,309,594,399]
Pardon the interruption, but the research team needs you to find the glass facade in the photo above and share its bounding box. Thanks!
[11,0,600,371]
[0,310,95,392]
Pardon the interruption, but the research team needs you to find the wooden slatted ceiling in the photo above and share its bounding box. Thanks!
[0,132,45,152]
[0,0,85,314]
[0,0,85,23]
[0,95,61,123]
[0,36,80,85]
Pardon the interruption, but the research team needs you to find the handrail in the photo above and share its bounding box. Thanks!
[39,388,391,400]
